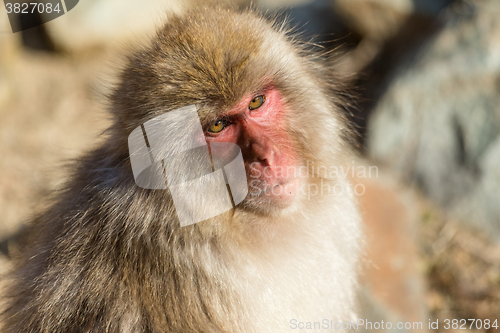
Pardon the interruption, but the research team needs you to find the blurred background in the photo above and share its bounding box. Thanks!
[0,0,499,332]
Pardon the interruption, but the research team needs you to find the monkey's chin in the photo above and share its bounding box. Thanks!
[243,177,300,212]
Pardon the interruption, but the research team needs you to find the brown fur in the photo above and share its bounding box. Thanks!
[2,6,361,333]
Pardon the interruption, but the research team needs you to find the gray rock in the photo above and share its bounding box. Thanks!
[455,138,500,242]
[368,0,500,242]
[333,0,454,40]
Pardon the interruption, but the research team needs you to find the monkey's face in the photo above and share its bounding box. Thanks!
[203,86,301,211]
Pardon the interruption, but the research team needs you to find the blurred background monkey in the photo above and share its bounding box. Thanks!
[2,6,361,333]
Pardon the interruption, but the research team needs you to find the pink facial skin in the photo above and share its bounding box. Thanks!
[205,87,300,208]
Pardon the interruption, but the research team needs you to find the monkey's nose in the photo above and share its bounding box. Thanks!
[251,140,275,166]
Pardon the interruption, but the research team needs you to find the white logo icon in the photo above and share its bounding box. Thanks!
[128,105,248,227]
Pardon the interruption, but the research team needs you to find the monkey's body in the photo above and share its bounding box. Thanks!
[3,7,361,333]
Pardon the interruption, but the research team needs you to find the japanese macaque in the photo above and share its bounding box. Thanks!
[2,6,361,333]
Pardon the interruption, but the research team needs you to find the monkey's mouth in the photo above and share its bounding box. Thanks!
[247,177,299,206]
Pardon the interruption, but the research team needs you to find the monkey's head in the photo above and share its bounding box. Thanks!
[110,7,347,223]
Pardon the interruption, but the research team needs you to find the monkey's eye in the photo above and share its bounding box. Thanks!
[208,119,228,133]
[248,95,265,110]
